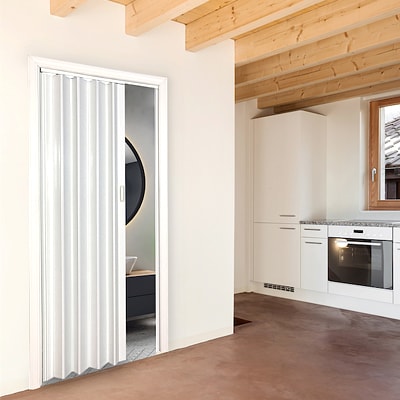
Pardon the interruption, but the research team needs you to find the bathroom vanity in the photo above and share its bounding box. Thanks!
[126,270,156,319]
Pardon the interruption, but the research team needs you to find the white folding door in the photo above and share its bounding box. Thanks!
[40,71,126,381]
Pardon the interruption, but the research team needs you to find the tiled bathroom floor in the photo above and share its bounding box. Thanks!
[126,316,156,362]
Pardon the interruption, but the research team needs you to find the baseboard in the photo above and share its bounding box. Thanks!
[250,281,400,320]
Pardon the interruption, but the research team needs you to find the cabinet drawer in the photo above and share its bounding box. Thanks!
[127,295,155,318]
[301,224,327,238]
[126,275,155,297]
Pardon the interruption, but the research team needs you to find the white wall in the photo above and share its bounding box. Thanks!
[0,1,234,396]
[125,85,156,270]
[308,97,400,220]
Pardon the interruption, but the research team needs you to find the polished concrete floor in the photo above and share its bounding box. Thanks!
[5,293,400,399]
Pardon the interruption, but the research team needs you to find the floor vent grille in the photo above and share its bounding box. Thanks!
[264,283,295,292]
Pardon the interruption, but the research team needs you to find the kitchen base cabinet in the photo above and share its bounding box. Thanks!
[393,228,400,304]
[301,238,327,292]
[300,224,328,293]
[253,223,300,287]
[394,247,400,304]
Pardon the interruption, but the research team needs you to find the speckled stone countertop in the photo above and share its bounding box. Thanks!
[300,219,400,227]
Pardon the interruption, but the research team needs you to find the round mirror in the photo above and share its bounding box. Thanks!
[125,138,145,224]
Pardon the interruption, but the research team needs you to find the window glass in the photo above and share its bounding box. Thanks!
[368,96,400,210]
[380,104,400,199]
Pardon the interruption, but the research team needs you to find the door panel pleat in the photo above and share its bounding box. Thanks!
[62,76,79,377]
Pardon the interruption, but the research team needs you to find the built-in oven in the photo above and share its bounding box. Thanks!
[328,224,393,290]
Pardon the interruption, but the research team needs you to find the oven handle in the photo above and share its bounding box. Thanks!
[346,240,382,247]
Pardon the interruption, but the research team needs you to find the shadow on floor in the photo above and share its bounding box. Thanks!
[233,316,251,329]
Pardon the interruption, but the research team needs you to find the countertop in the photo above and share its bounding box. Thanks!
[126,269,155,278]
[300,219,400,227]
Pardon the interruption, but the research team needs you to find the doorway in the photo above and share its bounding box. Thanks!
[28,57,169,389]
[125,84,157,361]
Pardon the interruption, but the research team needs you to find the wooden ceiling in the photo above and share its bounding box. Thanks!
[51,0,400,112]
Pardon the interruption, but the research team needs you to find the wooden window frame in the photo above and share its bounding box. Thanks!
[368,96,400,210]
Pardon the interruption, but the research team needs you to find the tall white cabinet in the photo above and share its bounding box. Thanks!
[252,111,326,287]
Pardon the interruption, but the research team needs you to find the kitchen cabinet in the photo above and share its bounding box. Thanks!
[393,228,400,304]
[253,111,326,224]
[300,225,328,292]
[253,223,300,287]
[252,111,326,287]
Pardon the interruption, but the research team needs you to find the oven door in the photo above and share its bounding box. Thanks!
[328,238,393,289]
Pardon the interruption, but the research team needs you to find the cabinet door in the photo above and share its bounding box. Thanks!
[300,238,327,292]
[394,244,400,304]
[253,223,300,287]
[253,115,301,223]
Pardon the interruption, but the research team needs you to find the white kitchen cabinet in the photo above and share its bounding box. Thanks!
[393,228,400,304]
[252,111,326,287]
[253,223,300,287]
[253,111,326,224]
[300,225,327,293]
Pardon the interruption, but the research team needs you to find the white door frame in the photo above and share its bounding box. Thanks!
[28,56,168,389]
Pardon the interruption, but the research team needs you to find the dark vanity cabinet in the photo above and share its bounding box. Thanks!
[126,270,156,319]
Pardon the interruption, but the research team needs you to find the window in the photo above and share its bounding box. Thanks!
[369,96,400,210]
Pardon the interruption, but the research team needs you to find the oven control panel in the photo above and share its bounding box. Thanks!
[328,225,392,240]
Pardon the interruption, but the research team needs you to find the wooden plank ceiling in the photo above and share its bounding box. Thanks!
[51,0,400,112]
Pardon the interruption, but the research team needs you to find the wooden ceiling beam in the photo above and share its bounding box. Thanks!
[257,63,400,109]
[271,79,400,113]
[236,14,400,86]
[235,0,400,65]
[125,0,208,36]
[184,0,325,51]
[174,0,237,25]
[109,0,132,5]
[50,0,86,16]
[236,43,400,102]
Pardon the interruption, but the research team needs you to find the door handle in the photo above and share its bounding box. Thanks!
[347,240,381,247]
[371,168,377,182]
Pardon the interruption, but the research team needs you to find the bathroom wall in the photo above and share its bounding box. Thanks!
[125,85,156,270]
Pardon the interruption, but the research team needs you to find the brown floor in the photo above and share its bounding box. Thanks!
[4,293,400,400]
